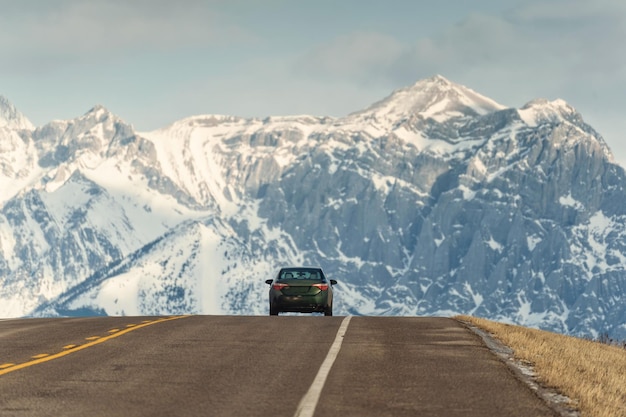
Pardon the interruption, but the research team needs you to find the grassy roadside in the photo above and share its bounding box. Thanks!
[456,315,626,417]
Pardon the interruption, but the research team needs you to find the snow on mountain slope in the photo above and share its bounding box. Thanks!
[1,76,625,340]
[37,219,249,316]
[0,130,42,204]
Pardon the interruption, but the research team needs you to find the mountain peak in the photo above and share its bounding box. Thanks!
[0,95,34,130]
[84,104,112,119]
[76,104,127,129]
[349,75,505,125]
[518,98,584,128]
[521,98,574,112]
[413,74,454,88]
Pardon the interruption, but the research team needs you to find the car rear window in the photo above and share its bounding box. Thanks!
[279,269,323,280]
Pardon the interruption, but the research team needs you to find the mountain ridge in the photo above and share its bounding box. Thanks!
[0,76,624,340]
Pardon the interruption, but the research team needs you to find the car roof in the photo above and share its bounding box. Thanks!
[280,266,323,271]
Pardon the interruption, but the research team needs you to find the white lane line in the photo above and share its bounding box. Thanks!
[294,316,352,417]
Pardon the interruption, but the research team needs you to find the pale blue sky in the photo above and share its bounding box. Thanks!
[1,0,625,164]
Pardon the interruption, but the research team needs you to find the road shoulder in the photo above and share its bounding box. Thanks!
[457,318,579,417]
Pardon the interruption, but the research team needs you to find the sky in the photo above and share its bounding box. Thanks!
[1,0,625,165]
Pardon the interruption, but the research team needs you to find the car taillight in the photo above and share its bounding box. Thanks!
[272,283,289,290]
[312,283,329,291]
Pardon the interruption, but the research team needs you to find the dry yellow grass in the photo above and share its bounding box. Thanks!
[457,315,626,417]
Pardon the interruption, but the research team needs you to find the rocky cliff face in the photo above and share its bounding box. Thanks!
[0,78,624,339]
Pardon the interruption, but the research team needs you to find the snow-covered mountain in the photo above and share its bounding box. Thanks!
[1,77,625,339]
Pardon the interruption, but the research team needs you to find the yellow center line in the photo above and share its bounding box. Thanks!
[31,354,50,359]
[108,329,120,333]
[63,345,77,350]
[85,336,100,341]
[0,363,15,369]
[0,316,188,377]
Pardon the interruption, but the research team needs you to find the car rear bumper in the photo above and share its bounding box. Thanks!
[273,294,329,313]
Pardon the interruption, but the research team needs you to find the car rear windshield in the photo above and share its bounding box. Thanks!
[279,268,324,280]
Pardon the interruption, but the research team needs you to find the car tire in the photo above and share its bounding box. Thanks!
[324,306,333,316]
[270,304,279,316]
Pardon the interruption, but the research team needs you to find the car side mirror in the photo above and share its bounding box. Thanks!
[330,279,338,286]
[265,279,273,285]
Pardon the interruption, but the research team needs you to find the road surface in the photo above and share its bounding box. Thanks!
[0,316,558,416]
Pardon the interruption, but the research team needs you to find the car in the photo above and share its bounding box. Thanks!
[265,267,337,316]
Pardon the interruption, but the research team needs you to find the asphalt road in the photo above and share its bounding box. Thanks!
[0,316,559,417]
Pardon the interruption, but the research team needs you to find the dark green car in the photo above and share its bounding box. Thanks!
[265,267,337,316]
